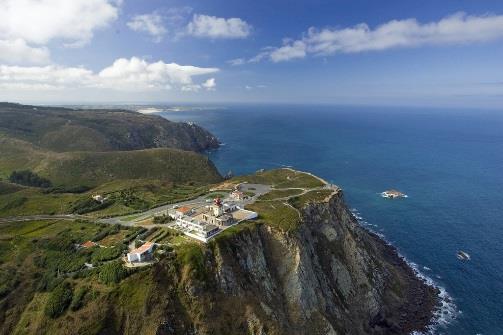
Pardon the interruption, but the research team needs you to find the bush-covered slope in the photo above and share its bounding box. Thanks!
[0,102,219,152]
[0,135,222,187]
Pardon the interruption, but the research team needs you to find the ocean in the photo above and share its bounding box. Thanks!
[156,104,503,334]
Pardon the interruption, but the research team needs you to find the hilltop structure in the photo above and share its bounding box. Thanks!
[172,197,257,242]
[127,242,154,263]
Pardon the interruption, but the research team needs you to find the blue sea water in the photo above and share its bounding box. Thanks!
[157,104,503,334]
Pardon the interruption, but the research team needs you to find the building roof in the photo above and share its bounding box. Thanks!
[203,224,219,232]
[81,240,96,248]
[130,242,154,254]
[218,214,232,221]
[176,206,193,214]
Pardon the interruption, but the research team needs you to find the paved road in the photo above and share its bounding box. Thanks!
[0,182,337,227]
[0,214,90,224]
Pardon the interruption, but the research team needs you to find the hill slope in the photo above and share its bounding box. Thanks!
[0,102,219,152]
[0,135,221,187]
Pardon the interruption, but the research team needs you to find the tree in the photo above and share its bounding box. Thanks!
[9,170,52,188]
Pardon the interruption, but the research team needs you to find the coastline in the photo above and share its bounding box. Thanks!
[350,209,457,333]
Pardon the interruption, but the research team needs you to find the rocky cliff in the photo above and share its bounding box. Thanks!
[155,189,439,335]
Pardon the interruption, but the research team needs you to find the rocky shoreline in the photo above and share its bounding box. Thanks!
[367,230,440,333]
[169,187,441,335]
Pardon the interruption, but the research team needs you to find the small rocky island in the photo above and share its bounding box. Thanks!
[381,189,407,199]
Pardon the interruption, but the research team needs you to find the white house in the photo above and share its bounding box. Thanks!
[230,190,245,201]
[127,242,154,263]
[174,206,194,218]
[92,194,105,203]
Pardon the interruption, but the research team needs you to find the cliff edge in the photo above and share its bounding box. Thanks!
[165,188,439,335]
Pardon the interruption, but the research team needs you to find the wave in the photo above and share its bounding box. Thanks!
[136,107,163,114]
[350,208,458,334]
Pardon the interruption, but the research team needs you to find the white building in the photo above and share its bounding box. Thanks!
[173,198,257,242]
[92,194,105,203]
[230,190,245,201]
[174,206,194,218]
[127,242,154,263]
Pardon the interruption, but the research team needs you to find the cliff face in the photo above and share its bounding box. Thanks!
[168,190,438,335]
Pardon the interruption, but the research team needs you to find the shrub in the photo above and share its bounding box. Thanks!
[71,197,113,214]
[91,244,126,264]
[44,282,73,318]
[37,272,64,292]
[70,286,89,311]
[9,170,52,188]
[43,185,91,194]
[115,189,149,210]
[98,261,128,284]
[92,225,120,242]
[153,215,173,224]
[0,268,19,298]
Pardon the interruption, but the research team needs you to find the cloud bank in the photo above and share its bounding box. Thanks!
[0,57,219,92]
[127,13,167,42]
[187,14,251,39]
[248,12,503,62]
[0,0,119,64]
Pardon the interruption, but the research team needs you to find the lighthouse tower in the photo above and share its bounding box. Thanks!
[210,197,224,217]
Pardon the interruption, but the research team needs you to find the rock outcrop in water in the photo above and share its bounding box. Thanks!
[155,189,439,335]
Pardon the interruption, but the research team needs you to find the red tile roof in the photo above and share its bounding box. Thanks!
[130,242,154,254]
[81,241,96,248]
[177,206,192,214]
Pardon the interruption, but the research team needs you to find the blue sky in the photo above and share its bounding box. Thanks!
[1,0,503,107]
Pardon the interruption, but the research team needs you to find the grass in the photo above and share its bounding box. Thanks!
[205,192,228,199]
[245,201,300,232]
[98,231,129,247]
[288,190,334,210]
[121,213,144,222]
[257,188,304,201]
[213,221,258,243]
[0,180,24,195]
[0,178,211,218]
[0,102,219,153]
[0,133,221,189]
[0,187,78,217]
[233,168,324,189]
[0,219,153,333]
[175,242,206,281]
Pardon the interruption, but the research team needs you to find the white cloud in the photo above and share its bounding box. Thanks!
[0,0,119,46]
[251,12,503,62]
[0,57,219,92]
[227,58,246,66]
[186,14,251,39]
[99,57,218,90]
[0,39,50,65]
[0,64,94,90]
[127,13,167,42]
[202,78,216,90]
[269,40,307,62]
[0,0,119,65]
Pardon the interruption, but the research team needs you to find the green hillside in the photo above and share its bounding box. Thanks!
[0,102,219,153]
[0,135,221,187]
